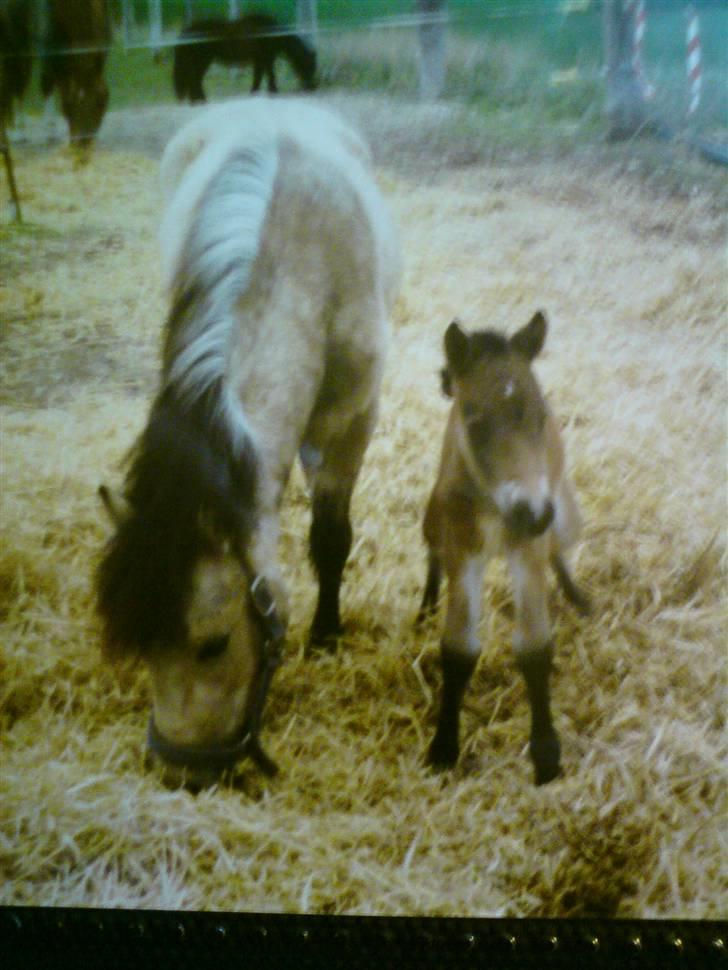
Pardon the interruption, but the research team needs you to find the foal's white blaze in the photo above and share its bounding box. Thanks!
[492,474,552,521]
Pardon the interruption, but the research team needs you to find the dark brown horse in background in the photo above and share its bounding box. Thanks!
[173,12,317,103]
[0,0,33,219]
[41,0,111,149]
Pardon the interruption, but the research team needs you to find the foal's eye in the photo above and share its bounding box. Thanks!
[468,417,492,443]
[512,400,526,425]
[197,634,230,663]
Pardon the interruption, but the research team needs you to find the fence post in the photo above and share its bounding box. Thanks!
[416,0,447,101]
[149,0,163,56]
[296,0,318,47]
[602,0,649,138]
[120,0,135,47]
[228,1,240,18]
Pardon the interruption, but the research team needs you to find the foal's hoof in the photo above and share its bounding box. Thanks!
[530,733,562,786]
[426,733,459,772]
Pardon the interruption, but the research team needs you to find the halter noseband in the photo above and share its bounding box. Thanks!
[146,574,285,779]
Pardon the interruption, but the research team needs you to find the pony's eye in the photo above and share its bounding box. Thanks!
[197,634,230,663]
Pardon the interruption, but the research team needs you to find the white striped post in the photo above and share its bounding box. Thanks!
[686,4,702,116]
[624,0,655,100]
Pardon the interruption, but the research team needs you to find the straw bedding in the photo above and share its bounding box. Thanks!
[1,94,725,917]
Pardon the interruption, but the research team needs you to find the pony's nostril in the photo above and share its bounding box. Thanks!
[541,500,555,531]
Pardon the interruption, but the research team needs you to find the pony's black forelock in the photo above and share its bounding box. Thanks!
[96,381,257,654]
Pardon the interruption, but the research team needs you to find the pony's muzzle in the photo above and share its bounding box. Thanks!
[146,715,278,790]
[505,499,554,539]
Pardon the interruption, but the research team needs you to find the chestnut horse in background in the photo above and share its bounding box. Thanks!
[41,0,111,149]
[173,13,317,103]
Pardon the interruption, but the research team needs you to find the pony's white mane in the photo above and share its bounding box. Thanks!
[158,99,374,416]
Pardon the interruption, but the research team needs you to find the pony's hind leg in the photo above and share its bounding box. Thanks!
[307,409,376,651]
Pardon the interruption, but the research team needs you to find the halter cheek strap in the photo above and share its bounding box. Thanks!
[146,573,285,779]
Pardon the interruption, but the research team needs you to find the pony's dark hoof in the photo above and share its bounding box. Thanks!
[306,623,343,655]
[530,733,561,786]
[426,733,459,772]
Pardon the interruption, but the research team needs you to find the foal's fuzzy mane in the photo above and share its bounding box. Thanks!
[441,329,510,396]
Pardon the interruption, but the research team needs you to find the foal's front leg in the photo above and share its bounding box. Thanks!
[427,553,485,770]
[507,540,561,785]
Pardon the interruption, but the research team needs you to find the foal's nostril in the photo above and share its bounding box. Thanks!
[509,500,534,535]
[507,499,554,537]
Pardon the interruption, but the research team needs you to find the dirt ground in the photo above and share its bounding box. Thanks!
[1,93,726,917]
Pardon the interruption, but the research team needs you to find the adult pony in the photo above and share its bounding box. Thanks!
[418,313,590,785]
[173,13,317,103]
[41,0,111,149]
[0,0,33,218]
[96,99,400,789]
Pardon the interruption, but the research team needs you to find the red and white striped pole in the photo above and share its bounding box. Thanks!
[686,4,702,117]
[625,0,656,100]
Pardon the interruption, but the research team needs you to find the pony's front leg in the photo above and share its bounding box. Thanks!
[507,540,561,785]
[427,554,484,770]
[307,410,375,650]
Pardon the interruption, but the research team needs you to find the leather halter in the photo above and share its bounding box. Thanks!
[146,574,285,779]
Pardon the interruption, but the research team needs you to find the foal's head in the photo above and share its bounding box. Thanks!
[96,392,281,788]
[443,310,557,539]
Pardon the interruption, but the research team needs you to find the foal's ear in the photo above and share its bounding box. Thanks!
[444,319,471,376]
[511,310,548,360]
[98,484,130,527]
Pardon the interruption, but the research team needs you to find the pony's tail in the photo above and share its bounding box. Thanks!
[159,126,280,442]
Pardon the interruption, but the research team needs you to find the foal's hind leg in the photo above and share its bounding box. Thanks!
[552,553,591,616]
[307,410,376,650]
[416,551,441,626]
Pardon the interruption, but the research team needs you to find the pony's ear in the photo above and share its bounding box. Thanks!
[98,485,130,527]
[444,319,471,376]
[511,311,547,360]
